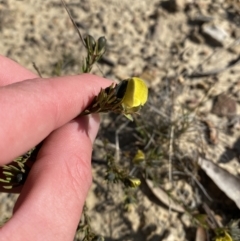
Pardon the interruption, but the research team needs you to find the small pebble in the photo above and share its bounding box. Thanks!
[211,94,236,118]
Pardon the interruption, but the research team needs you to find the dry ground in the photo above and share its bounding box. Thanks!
[1,0,240,240]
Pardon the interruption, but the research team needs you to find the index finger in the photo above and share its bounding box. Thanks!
[0,74,111,165]
[0,55,38,86]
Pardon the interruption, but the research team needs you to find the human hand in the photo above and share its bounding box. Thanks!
[0,55,111,240]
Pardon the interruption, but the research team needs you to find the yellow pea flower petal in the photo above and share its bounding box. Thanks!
[133,150,145,163]
[129,178,141,188]
[124,177,141,188]
[215,230,233,241]
[121,77,148,108]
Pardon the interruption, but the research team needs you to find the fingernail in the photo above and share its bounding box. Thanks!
[87,114,100,143]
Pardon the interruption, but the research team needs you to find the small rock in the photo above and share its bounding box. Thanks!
[202,23,229,46]
[211,94,236,118]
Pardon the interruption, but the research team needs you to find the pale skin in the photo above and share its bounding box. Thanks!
[0,55,111,241]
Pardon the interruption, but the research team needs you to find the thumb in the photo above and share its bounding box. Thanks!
[1,114,99,241]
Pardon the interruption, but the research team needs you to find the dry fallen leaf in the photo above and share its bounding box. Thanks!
[198,157,240,209]
[145,179,185,213]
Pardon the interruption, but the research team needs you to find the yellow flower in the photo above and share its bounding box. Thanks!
[82,77,148,119]
[133,150,145,164]
[129,178,141,188]
[123,177,141,188]
[118,77,148,112]
[215,230,233,241]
